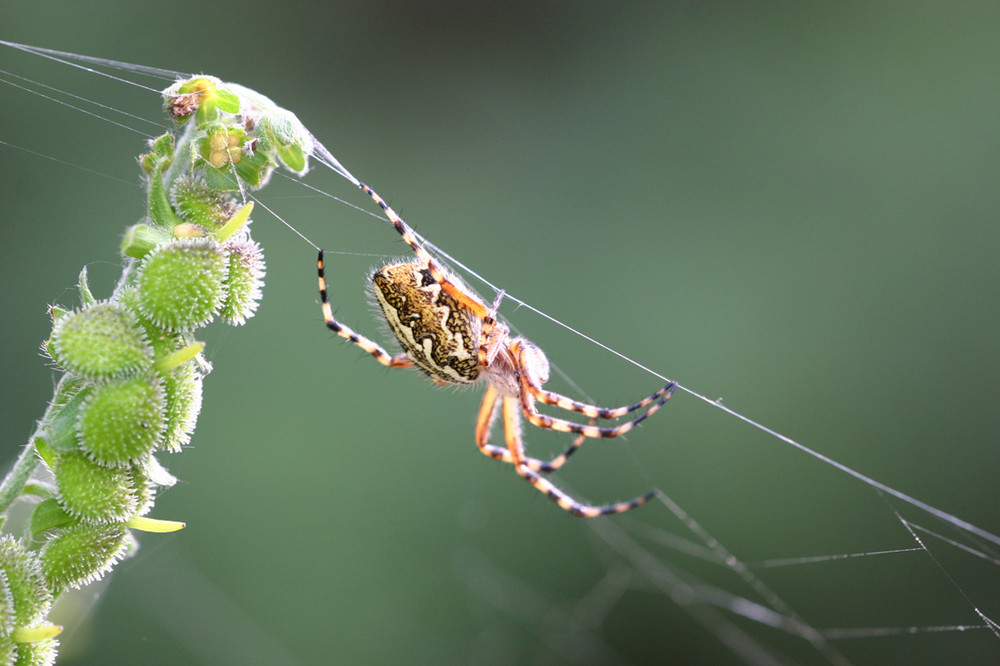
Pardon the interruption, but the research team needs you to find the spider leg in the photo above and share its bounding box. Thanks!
[502,396,655,517]
[518,376,676,438]
[511,341,677,437]
[358,182,501,368]
[529,378,676,420]
[318,250,413,368]
[359,183,488,316]
[475,385,586,473]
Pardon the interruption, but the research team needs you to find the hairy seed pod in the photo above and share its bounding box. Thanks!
[159,363,203,453]
[47,302,153,379]
[53,451,137,524]
[0,536,52,631]
[0,570,14,641]
[10,636,59,666]
[169,175,237,232]
[40,524,128,591]
[77,375,166,468]
[128,465,156,517]
[116,288,191,360]
[220,239,265,326]
[135,239,228,332]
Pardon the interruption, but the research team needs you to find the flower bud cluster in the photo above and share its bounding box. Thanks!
[3,74,314,664]
[35,135,266,585]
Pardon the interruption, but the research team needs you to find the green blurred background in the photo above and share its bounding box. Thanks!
[2,2,999,664]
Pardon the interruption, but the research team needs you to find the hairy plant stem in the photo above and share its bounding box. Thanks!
[0,443,39,515]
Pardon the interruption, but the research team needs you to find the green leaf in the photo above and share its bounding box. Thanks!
[36,386,93,454]
[30,500,74,536]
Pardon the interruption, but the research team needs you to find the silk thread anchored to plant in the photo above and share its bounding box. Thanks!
[0,76,312,665]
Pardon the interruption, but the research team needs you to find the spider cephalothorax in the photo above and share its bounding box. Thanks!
[318,183,676,516]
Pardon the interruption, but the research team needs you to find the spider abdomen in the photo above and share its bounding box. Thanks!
[371,262,482,384]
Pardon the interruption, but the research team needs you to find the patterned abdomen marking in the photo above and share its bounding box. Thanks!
[372,262,482,384]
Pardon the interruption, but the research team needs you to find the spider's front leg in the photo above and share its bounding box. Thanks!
[317,250,413,368]
[359,183,491,312]
[358,182,518,373]
[512,339,677,439]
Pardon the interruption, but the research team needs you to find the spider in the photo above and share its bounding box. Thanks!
[317,182,677,517]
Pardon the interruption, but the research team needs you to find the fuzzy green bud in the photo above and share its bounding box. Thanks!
[169,175,237,233]
[158,363,203,453]
[0,537,52,632]
[77,375,166,468]
[136,239,228,332]
[40,524,128,591]
[47,302,153,380]
[220,238,265,326]
[53,452,137,524]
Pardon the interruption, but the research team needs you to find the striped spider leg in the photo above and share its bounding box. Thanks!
[315,181,676,516]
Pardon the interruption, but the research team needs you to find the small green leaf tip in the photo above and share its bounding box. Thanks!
[77,375,166,468]
[144,133,185,230]
[136,239,228,332]
[122,223,172,259]
[11,623,62,643]
[40,524,128,591]
[276,142,308,174]
[48,302,153,380]
[126,516,185,533]
[155,341,205,373]
[215,201,253,242]
[77,267,95,306]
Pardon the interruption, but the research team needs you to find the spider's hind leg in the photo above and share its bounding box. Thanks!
[502,395,655,517]
[515,465,656,517]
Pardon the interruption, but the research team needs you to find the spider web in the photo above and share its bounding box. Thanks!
[1,41,998,665]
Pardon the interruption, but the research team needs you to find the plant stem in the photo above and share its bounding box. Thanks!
[0,442,39,514]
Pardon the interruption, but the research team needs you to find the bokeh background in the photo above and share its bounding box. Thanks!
[2,2,999,664]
